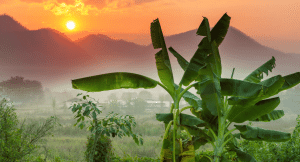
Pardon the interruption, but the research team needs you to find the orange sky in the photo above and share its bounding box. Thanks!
[1,0,299,53]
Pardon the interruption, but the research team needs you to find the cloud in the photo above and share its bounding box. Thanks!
[19,0,158,16]
[83,0,157,9]
[0,0,16,4]
[42,0,98,16]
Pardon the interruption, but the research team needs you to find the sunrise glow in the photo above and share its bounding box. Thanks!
[66,21,75,30]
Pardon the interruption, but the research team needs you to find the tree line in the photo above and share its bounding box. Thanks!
[0,76,45,105]
[103,90,180,115]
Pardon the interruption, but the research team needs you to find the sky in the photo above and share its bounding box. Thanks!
[0,0,299,53]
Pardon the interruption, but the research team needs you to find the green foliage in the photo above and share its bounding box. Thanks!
[84,133,115,162]
[0,97,62,161]
[69,93,143,162]
[108,99,123,115]
[235,116,300,162]
[70,12,300,162]
[0,98,27,161]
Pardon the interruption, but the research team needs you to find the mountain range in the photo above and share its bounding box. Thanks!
[0,14,299,114]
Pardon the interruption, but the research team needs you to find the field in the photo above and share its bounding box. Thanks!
[1,101,300,162]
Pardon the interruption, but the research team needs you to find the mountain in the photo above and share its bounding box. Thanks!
[74,34,153,63]
[0,14,299,114]
[0,28,98,68]
[0,14,29,32]
[0,15,103,87]
[135,26,300,81]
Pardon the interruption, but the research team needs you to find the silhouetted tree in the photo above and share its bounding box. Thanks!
[0,76,45,105]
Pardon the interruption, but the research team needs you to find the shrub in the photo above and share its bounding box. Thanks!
[84,133,115,162]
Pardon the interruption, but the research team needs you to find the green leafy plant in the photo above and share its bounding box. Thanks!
[68,93,144,162]
[84,133,114,162]
[0,97,62,161]
[234,115,300,161]
[70,12,300,162]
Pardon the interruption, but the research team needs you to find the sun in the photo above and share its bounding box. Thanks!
[66,21,75,30]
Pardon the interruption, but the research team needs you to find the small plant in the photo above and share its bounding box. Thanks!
[69,93,144,162]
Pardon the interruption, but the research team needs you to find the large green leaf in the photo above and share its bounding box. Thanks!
[72,72,159,92]
[224,134,257,162]
[250,110,284,122]
[156,113,206,127]
[227,97,281,123]
[243,56,276,83]
[224,75,285,106]
[201,12,231,47]
[226,56,277,103]
[186,39,224,116]
[168,47,189,71]
[228,56,300,104]
[177,14,230,117]
[230,147,257,162]
[151,18,175,97]
[180,13,230,87]
[215,78,265,98]
[277,72,300,93]
[234,125,291,142]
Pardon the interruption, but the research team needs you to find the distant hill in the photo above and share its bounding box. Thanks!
[0,14,29,32]
[0,14,299,115]
[74,34,153,63]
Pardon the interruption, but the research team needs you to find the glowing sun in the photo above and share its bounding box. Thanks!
[66,21,75,30]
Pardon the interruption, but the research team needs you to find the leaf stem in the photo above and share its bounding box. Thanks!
[179,106,193,114]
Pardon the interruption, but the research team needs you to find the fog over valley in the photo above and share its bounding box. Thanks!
[0,14,299,118]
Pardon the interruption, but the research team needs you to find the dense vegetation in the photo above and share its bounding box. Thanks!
[0,94,299,162]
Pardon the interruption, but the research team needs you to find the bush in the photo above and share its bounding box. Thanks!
[84,133,115,162]
[0,97,62,162]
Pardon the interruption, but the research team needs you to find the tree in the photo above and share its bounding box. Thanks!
[107,100,123,115]
[0,76,45,105]
[120,91,137,109]
[137,90,153,100]
[127,98,147,115]
[120,92,137,101]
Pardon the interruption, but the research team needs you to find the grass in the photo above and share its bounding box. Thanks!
[2,102,300,162]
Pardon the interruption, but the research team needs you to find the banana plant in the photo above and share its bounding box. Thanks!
[71,12,300,162]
